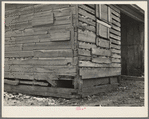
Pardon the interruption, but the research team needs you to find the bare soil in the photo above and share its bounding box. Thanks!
[4,79,144,106]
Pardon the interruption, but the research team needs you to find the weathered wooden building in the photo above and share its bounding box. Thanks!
[4,4,144,98]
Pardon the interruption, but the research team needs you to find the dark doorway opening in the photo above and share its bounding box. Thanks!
[121,13,144,76]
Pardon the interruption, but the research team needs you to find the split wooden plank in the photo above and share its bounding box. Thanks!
[112,58,121,63]
[34,66,76,74]
[79,61,110,68]
[34,49,73,58]
[7,32,70,45]
[5,58,74,66]
[78,22,95,32]
[112,19,121,27]
[5,51,33,58]
[79,15,96,26]
[78,8,96,20]
[111,8,120,17]
[109,28,121,36]
[4,84,79,98]
[22,41,71,51]
[112,24,121,31]
[5,44,22,52]
[92,47,111,56]
[4,79,19,85]
[111,49,121,54]
[78,49,91,56]
[5,65,34,73]
[110,44,121,50]
[78,29,96,43]
[92,57,111,64]
[82,77,109,88]
[86,4,95,9]
[19,80,49,86]
[111,14,120,22]
[34,4,69,13]
[80,68,121,79]
[110,33,121,40]
[111,53,121,58]
[5,72,34,80]
[111,38,121,45]
[79,56,91,61]
[32,12,54,26]
[96,37,110,48]
[78,5,95,15]
[78,41,96,50]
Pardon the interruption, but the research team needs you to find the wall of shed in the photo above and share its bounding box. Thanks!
[4,4,77,87]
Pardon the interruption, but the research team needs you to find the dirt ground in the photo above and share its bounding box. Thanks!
[3,79,144,106]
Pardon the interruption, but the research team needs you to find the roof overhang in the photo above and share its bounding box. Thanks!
[114,4,144,23]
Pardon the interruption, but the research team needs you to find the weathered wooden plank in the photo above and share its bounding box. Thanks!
[54,16,71,25]
[86,4,95,9]
[109,5,120,13]
[81,83,118,97]
[78,49,91,56]
[19,80,49,86]
[78,22,95,32]
[79,15,96,26]
[111,49,121,54]
[32,12,54,26]
[34,4,69,13]
[5,44,22,52]
[109,28,121,36]
[7,32,70,45]
[5,58,74,66]
[97,37,110,48]
[82,77,109,88]
[111,38,121,45]
[111,8,120,17]
[111,63,121,68]
[92,47,111,56]
[4,84,79,98]
[111,14,120,22]
[5,65,34,73]
[79,42,96,50]
[78,8,95,20]
[34,49,73,58]
[78,29,96,43]
[22,41,71,51]
[92,57,111,64]
[79,5,95,15]
[110,33,121,40]
[112,19,121,27]
[5,72,34,80]
[112,24,121,31]
[4,79,19,85]
[110,44,121,50]
[80,68,121,79]
[79,56,91,61]
[112,58,121,63]
[79,61,109,67]
[34,66,76,74]
[5,51,33,58]
[111,53,121,58]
